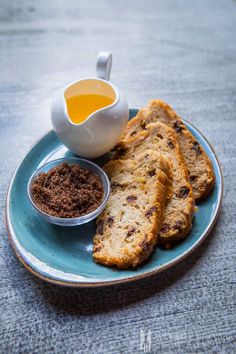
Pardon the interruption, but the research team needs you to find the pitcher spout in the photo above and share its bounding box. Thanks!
[51,91,71,134]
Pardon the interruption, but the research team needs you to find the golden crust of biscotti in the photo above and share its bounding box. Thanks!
[93,150,171,269]
[122,99,215,200]
[116,122,195,247]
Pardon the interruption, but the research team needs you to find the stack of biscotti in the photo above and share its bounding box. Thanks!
[123,100,215,200]
[115,121,195,247]
[93,100,215,268]
[93,150,171,269]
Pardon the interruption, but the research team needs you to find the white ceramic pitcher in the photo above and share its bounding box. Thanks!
[51,52,129,158]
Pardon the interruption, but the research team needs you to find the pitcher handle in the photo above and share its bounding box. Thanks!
[96,51,112,81]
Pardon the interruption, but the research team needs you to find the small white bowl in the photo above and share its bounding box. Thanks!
[27,157,110,226]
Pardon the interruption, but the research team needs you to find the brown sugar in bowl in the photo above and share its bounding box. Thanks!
[27,158,110,226]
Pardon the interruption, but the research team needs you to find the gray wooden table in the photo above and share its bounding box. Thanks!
[0,0,235,353]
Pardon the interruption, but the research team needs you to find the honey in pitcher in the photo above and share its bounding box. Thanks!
[66,94,114,124]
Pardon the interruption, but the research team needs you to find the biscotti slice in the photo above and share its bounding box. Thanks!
[116,122,195,247]
[93,150,171,269]
[122,99,215,200]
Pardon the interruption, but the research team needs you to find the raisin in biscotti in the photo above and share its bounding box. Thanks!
[122,100,215,200]
[93,150,171,269]
[116,122,195,247]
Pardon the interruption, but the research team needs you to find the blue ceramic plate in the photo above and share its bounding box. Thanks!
[6,109,223,287]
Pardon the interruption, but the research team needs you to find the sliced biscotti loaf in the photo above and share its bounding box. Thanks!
[122,100,215,200]
[116,122,195,248]
[93,150,171,269]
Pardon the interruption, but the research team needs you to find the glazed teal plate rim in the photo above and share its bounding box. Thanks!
[5,108,223,288]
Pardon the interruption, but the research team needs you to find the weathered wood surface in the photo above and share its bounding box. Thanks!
[0,0,235,353]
